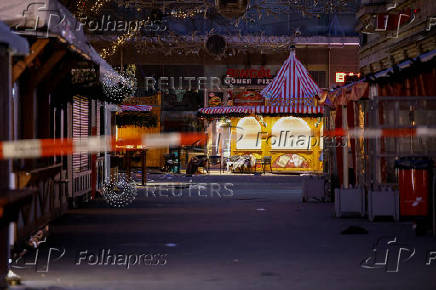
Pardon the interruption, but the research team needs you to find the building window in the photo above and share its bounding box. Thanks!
[309,71,327,89]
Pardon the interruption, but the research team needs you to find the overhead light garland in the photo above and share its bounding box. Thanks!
[88,0,357,59]
[100,30,137,59]
[75,0,112,17]
[170,8,207,19]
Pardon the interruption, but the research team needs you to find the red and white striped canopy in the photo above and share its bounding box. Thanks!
[199,105,323,115]
[261,51,322,105]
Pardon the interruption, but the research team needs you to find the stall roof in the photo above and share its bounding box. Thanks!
[0,21,28,55]
[261,50,322,104]
[0,0,125,85]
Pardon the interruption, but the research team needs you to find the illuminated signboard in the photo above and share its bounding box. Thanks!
[336,72,361,83]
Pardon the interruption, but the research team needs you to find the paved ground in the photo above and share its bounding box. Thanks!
[11,174,436,290]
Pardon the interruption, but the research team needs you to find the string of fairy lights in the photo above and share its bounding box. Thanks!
[73,0,355,61]
[75,0,112,17]
[99,30,137,59]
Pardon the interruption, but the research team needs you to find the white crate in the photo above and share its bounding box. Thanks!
[335,187,366,217]
[368,187,399,222]
[302,175,326,202]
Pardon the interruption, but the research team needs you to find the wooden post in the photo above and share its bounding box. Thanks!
[0,45,11,289]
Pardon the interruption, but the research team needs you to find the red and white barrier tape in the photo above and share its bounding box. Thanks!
[0,128,435,159]
[0,133,206,159]
[323,127,436,138]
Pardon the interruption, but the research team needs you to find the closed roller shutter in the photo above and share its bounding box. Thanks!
[72,95,89,173]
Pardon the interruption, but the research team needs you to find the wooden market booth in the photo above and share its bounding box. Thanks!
[115,95,168,170]
[199,50,325,173]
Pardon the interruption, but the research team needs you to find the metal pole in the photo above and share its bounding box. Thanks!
[342,105,348,188]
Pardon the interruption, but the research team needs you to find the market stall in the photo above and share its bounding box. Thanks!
[199,50,325,173]
[115,95,165,169]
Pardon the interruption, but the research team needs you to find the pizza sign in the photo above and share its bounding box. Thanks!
[223,67,275,87]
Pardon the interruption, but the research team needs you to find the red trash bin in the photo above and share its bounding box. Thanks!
[395,157,433,217]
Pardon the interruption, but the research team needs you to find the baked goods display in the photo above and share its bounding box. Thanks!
[273,153,310,168]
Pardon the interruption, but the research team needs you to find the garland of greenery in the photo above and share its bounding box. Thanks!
[115,112,158,128]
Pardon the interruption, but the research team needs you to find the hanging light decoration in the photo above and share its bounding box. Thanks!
[101,175,138,208]
[102,65,137,104]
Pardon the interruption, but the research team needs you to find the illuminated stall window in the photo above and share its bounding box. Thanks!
[271,117,311,150]
[236,117,261,150]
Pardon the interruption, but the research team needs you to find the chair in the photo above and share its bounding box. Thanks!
[198,155,209,174]
[261,156,272,174]
[163,154,177,173]
[207,155,222,174]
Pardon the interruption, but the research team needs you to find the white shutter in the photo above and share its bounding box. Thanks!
[72,95,89,173]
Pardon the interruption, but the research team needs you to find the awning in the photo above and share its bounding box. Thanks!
[199,105,323,115]
[328,81,369,106]
[0,21,28,55]
[119,105,153,112]
[328,48,436,105]
[0,0,125,85]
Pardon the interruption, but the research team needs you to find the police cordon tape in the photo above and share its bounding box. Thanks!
[0,128,436,159]
[323,127,436,138]
[0,133,206,159]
